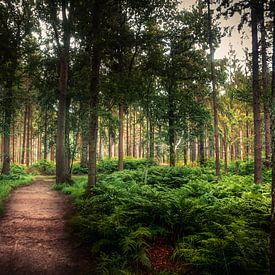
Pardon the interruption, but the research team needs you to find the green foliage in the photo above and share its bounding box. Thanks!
[72,158,157,175]
[58,165,270,274]
[30,160,55,175]
[72,162,88,175]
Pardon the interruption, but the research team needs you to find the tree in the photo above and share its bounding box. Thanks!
[270,1,275,273]
[0,0,33,174]
[207,0,221,179]
[251,0,262,183]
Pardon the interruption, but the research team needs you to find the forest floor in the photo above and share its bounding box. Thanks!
[0,177,93,275]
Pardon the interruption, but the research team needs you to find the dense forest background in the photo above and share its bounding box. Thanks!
[0,0,275,274]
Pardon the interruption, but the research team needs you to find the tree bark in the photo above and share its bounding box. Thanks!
[118,103,124,171]
[260,5,271,162]
[207,0,220,179]
[251,1,262,183]
[199,131,205,166]
[270,9,275,275]
[2,81,13,175]
[43,107,48,160]
[21,104,27,164]
[168,91,176,167]
[26,104,31,167]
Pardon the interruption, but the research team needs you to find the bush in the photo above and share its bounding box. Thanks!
[72,162,88,175]
[30,160,55,175]
[58,166,270,274]
[72,158,157,175]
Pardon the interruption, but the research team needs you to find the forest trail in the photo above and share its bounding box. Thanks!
[0,177,92,275]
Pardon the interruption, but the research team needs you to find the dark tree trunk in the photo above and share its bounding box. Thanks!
[149,121,154,160]
[87,35,102,194]
[168,91,176,167]
[270,9,275,275]
[199,132,205,166]
[133,112,136,158]
[224,128,228,173]
[43,108,48,160]
[260,5,271,162]
[108,121,113,159]
[81,132,89,167]
[118,103,124,171]
[26,104,31,167]
[21,104,27,164]
[2,81,13,175]
[207,0,220,179]
[56,54,69,183]
[246,110,249,159]
[251,1,262,183]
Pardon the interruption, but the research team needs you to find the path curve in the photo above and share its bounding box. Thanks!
[0,177,92,275]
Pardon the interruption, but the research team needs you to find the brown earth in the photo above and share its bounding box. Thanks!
[0,177,93,275]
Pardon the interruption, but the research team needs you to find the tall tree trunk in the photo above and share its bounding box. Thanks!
[270,9,275,274]
[224,128,228,173]
[2,81,13,175]
[126,113,130,156]
[12,122,15,163]
[139,121,142,158]
[260,5,271,162]
[149,120,154,160]
[26,104,31,167]
[21,104,27,164]
[118,103,124,171]
[199,131,205,166]
[251,1,262,183]
[108,121,113,159]
[168,91,176,167]
[56,53,70,183]
[87,43,102,193]
[246,110,249,159]
[43,107,48,160]
[133,111,136,158]
[207,0,220,179]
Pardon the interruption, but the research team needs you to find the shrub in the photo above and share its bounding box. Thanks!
[30,160,55,175]
[58,166,270,274]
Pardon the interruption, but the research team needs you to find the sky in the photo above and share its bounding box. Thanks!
[180,0,251,62]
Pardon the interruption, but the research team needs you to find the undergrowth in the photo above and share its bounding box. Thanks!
[57,164,271,274]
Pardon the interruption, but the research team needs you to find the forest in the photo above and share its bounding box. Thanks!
[0,0,275,274]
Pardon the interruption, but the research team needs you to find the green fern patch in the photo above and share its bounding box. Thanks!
[59,165,271,274]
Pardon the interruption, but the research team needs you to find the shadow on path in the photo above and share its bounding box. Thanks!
[0,178,93,275]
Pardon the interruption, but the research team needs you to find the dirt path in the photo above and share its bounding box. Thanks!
[0,178,93,275]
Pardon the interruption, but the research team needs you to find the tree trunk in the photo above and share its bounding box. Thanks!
[260,5,271,162]
[43,108,48,160]
[56,53,70,183]
[21,104,27,164]
[149,120,154,160]
[270,9,275,275]
[199,131,205,166]
[207,0,220,179]
[133,111,136,158]
[251,1,262,183]
[2,81,13,175]
[118,103,124,171]
[224,128,228,173]
[168,92,176,167]
[26,104,31,167]
[87,18,102,194]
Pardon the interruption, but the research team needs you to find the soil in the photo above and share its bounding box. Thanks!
[0,177,93,275]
